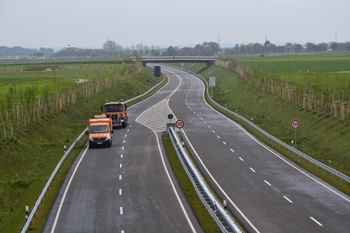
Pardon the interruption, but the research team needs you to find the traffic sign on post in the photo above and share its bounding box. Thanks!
[291,120,300,149]
[291,120,300,129]
[176,120,184,129]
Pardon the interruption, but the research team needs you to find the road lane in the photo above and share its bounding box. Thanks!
[164,65,350,233]
[43,68,203,233]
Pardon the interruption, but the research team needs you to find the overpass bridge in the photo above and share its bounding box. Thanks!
[135,56,220,67]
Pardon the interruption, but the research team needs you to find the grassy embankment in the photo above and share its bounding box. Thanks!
[169,60,350,196]
[0,61,164,233]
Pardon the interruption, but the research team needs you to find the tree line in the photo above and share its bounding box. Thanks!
[0,46,54,57]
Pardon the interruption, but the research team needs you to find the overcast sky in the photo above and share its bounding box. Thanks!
[1,0,349,49]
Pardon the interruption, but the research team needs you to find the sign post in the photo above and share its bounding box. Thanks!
[291,120,300,149]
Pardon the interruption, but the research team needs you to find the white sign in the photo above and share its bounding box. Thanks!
[209,77,216,87]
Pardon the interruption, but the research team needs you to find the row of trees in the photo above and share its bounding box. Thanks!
[0,46,54,57]
[224,41,350,55]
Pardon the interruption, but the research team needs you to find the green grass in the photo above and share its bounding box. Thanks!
[0,63,159,233]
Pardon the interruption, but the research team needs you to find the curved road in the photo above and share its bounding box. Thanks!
[44,65,350,233]
[165,65,350,233]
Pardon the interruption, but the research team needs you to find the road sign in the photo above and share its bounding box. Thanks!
[209,77,216,87]
[176,120,184,129]
[291,120,300,129]
[168,114,173,119]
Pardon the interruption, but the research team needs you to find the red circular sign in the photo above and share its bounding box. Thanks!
[176,120,184,129]
[291,120,300,129]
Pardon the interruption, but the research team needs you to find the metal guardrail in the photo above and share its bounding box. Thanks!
[165,64,350,187]
[20,67,164,233]
[168,127,243,233]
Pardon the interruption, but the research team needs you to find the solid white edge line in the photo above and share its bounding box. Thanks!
[283,196,293,203]
[264,180,271,186]
[51,146,89,233]
[310,217,323,226]
[198,74,350,203]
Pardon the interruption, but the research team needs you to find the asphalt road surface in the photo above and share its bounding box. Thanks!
[44,64,350,233]
[43,67,204,233]
[164,65,350,233]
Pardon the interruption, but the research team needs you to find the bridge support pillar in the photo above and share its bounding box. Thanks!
[142,61,147,67]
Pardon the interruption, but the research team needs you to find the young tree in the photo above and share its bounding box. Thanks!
[103,40,118,50]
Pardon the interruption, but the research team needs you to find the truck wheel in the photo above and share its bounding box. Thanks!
[122,122,126,128]
[108,141,112,147]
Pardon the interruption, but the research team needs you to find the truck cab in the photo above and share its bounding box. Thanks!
[86,118,113,148]
[102,101,129,128]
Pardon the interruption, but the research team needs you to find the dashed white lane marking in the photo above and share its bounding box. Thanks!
[122,146,124,150]
[223,142,226,145]
[208,126,211,128]
[283,196,293,203]
[200,118,203,120]
[127,129,129,132]
[120,163,122,168]
[250,167,256,173]
[212,130,215,133]
[121,230,124,233]
[239,157,244,161]
[119,175,122,180]
[193,112,196,114]
[119,189,122,195]
[204,121,206,124]
[123,140,125,143]
[310,217,323,227]
[120,207,123,215]
[264,180,271,186]
[230,148,234,152]
[197,115,199,117]
[121,154,123,158]
[217,135,220,139]
[129,125,132,127]
[125,134,127,137]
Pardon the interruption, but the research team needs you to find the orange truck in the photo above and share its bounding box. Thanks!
[102,101,129,128]
[85,118,113,148]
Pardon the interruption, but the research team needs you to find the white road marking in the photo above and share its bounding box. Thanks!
[120,163,122,168]
[223,142,226,145]
[121,230,124,233]
[51,146,90,233]
[208,125,211,128]
[125,134,127,137]
[123,140,125,143]
[204,121,206,124]
[193,112,196,114]
[264,180,271,186]
[250,167,256,173]
[129,125,132,127]
[122,146,124,150]
[120,207,123,215]
[119,189,122,195]
[283,196,293,203]
[200,118,203,120]
[127,129,129,132]
[310,217,323,227]
[230,148,234,152]
[239,157,243,161]
[121,154,123,158]
[212,130,215,133]
[119,175,122,180]
[217,135,220,139]
[197,114,199,117]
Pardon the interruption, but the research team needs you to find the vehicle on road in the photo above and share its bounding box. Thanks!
[86,118,113,148]
[102,101,129,128]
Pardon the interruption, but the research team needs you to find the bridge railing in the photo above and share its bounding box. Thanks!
[20,67,164,233]
[168,126,243,233]
[164,64,350,188]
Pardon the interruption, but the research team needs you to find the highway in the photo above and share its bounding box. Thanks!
[43,68,203,233]
[165,66,350,233]
[43,64,350,233]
